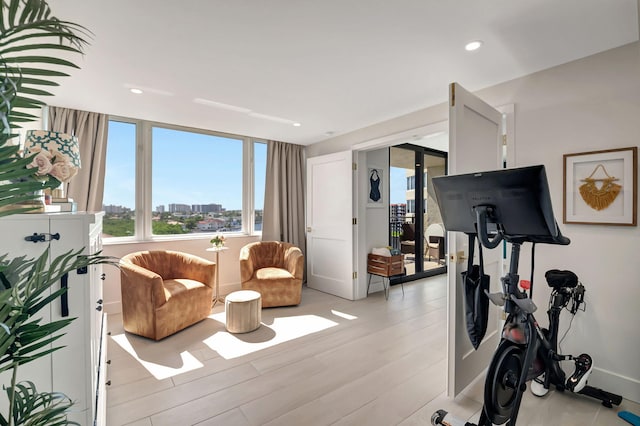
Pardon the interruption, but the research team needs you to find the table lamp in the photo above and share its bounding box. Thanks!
[24,130,81,202]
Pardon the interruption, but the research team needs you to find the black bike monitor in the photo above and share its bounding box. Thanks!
[432,165,567,244]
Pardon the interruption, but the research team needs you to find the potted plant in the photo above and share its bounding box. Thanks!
[0,1,114,425]
[210,234,226,248]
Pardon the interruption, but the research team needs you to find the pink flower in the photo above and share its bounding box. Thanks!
[50,161,77,181]
[28,150,53,176]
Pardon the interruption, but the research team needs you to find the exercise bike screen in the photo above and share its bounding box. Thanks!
[432,165,559,240]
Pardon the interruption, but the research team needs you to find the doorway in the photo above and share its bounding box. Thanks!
[389,144,447,283]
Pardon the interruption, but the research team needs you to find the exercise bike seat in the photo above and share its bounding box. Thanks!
[545,269,578,289]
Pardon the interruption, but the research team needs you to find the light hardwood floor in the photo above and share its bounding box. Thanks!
[105,275,638,425]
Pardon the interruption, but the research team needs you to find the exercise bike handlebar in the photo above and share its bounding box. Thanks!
[473,204,571,248]
[475,206,503,249]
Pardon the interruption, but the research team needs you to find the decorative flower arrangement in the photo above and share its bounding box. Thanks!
[26,147,78,183]
[23,129,81,187]
[210,234,226,248]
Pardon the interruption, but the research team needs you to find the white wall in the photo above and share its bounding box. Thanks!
[357,148,390,297]
[101,235,259,314]
[307,41,640,402]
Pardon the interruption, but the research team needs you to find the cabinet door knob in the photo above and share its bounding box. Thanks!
[97,299,103,304]
[100,273,106,280]
[96,306,103,312]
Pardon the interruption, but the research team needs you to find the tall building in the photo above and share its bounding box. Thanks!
[191,203,222,214]
[168,203,191,214]
[390,203,406,222]
[103,204,130,214]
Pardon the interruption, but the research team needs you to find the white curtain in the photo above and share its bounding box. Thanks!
[262,140,305,254]
[48,106,108,212]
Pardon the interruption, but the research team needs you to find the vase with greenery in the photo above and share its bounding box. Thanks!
[0,1,114,425]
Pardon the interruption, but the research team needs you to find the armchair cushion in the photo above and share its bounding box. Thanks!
[120,250,216,340]
[240,241,304,307]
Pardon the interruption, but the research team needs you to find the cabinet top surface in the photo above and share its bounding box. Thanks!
[0,211,105,220]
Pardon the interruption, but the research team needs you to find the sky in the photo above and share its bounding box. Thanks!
[390,167,407,204]
[104,120,411,212]
[103,121,266,211]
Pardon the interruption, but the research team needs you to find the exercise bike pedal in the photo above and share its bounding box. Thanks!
[566,353,592,393]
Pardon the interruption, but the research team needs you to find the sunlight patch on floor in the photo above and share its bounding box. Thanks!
[205,312,338,359]
[331,309,358,320]
[111,333,203,380]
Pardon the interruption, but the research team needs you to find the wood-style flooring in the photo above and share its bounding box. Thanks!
[105,275,639,425]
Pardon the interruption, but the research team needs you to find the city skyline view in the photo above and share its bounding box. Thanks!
[103,120,267,212]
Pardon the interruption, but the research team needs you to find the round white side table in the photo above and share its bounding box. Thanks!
[225,290,262,333]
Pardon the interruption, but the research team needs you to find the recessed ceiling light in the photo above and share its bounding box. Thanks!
[293,122,301,127]
[465,40,483,51]
[130,88,143,94]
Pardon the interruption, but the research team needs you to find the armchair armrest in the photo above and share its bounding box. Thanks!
[119,261,167,307]
[239,245,255,283]
[284,246,304,280]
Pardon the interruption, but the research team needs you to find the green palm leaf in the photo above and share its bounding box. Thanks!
[1,3,99,423]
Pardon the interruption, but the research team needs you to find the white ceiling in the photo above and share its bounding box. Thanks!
[49,0,639,146]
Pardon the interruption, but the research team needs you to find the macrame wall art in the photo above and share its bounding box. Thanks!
[564,146,637,226]
[579,164,621,211]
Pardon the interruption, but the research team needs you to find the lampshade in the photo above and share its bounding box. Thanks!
[24,130,81,183]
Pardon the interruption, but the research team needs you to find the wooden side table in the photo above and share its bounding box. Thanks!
[206,246,229,307]
[366,253,405,300]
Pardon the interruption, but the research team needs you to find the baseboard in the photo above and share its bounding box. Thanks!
[589,366,640,404]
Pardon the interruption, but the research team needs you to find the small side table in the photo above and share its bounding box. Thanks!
[206,246,229,307]
[366,253,405,300]
[225,290,262,333]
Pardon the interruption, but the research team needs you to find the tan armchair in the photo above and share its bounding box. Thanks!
[239,241,304,308]
[119,250,216,340]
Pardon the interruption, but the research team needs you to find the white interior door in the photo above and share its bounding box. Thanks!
[447,83,505,397]
[306,150,355,300]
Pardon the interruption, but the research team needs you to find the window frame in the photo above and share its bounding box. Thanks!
[103,115,266,243]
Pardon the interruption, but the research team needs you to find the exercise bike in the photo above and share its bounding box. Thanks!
[429,166,622,426]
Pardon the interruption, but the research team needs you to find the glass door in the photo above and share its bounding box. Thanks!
[389,144,447,282]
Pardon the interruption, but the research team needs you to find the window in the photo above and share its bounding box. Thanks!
[254,141,267,232]
[103,120,136,238]
[407,199,415,214]
[406,175,415,190]
[102,118,266,241]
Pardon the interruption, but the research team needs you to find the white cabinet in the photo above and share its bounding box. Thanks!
[0,212,107,426]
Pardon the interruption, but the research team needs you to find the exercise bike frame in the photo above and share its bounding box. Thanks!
[471,210,621,425]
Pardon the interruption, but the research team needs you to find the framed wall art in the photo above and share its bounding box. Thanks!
[367,167,384,208]
[563,147,637,225]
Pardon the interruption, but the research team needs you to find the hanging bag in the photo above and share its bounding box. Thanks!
[461,233,490,350]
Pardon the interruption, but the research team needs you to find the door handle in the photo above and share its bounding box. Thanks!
[306,227,312,232]
[24,232,60,243]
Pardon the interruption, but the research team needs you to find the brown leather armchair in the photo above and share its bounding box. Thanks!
[119,250,216,340]
[239,241,304,308]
